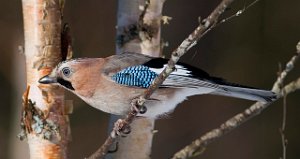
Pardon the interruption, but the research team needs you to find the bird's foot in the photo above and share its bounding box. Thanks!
[131,97,147,114]
[131,104,147,114]
[111,119,131,138]
[108,141,119,153]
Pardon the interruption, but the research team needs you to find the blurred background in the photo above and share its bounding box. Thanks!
[1,0,300,158]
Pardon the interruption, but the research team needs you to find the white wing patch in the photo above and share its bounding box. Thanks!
[149,64,221,89]
[163,75,220,89]
[149,64,192,76]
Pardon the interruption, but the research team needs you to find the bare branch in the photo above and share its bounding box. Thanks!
[282,77,300,96]
[279,91,287,159]
[87,0,236,158]
[218,0,261,25]
[138,0,150,26]
[273,41,300,92]
[171,41,300,159]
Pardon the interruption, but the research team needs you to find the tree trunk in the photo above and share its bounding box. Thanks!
[21,0,70,158]
[110,0,164,158]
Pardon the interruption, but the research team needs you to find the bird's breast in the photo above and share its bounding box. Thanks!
[78,81,145,115]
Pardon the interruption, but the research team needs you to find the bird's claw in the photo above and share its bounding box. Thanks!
[130,104,147,114]
[130,104,139,113]
[131,99,147,115]
[121,125,131,135]
[139,105,147,114]
[112,119,131,138]
[108,141,119,153]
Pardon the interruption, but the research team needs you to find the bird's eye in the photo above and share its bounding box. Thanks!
[62,67,71,77]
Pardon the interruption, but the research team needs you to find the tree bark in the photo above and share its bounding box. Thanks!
[111,0,164,158]
[21,0,70,158]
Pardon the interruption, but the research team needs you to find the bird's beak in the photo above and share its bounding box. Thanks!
[39,75,57,84]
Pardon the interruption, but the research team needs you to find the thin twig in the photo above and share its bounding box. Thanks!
[218,0,261,25]
[279,91,287,159]
[171,41,300,159]
[87,0,236,158]
[281,93,287,131]
[282,77,300,95]
[138,0,150,26]
[273,41,300,92]
[200,0,261,39]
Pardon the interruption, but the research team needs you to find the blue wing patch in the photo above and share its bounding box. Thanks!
[112,65,158,88]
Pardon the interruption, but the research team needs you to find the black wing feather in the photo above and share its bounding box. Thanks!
[143,57,255,89]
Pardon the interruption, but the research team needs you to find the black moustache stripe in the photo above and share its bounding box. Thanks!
[57,78,75,91]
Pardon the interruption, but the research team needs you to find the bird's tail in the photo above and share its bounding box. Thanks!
[211,85,277,103]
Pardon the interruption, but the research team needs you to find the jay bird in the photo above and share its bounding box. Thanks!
[39,52,276,119]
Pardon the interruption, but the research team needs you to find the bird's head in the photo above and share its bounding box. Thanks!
[39,58,103,96]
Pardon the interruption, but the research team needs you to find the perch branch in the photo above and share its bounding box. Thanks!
[171,41,300,159]
[87,0,236,158]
